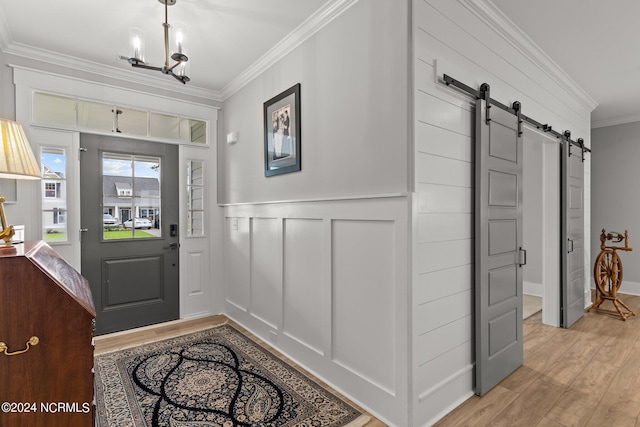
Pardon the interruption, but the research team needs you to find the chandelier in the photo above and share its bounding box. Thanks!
[122,0,190,84]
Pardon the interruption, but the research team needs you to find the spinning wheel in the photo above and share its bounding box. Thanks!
[594,250,623,297]
[587,229,635,320]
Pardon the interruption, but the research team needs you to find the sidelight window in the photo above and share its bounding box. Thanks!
[41,147,68,242]
[186,160,204,236]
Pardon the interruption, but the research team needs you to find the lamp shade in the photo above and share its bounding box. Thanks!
[0,119,41,180]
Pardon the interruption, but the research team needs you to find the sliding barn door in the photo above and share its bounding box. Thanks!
[561,142,585,328]
[475,98,524,396]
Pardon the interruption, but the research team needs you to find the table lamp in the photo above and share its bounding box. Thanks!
[0,119,41,249]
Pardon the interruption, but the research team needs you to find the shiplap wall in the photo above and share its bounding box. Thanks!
[224,197,409,426]
[412,0,593,425]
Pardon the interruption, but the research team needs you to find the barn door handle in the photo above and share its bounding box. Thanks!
[568,239,574,253]
[0,336,39,356]
[518,247,527,267]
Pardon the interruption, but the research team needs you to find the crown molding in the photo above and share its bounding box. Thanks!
[220,0,359,101]
[458,0,598,113]
[592,113,640,129]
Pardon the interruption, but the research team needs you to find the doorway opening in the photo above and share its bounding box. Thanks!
[522,127,561,326]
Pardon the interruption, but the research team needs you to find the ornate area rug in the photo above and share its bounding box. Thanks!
[95,324,370,426]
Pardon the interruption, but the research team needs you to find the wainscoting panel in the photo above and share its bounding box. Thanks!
[225,217,250,311]
[282,218,325,356]
[250,218,282,330]
[332,219,396,395]
[223,196,409,426]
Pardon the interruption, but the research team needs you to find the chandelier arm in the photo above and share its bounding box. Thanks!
[169,70,188,84]
[131,63,164,72]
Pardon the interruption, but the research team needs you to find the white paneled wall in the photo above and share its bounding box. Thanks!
[412,0,593,425]
[224,196,409,426]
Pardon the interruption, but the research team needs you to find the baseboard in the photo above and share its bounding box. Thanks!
[615,281,640,296]
[524,281,543,297]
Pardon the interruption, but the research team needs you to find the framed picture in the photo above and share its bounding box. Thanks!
[264,83,301,176]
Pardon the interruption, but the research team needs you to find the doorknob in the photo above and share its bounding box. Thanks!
[164,242,180,251]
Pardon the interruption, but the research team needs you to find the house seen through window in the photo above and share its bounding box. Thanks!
[102,153,161,240]
[41,147,67,242]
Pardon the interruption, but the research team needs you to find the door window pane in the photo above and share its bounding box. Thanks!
[103,153,161,240]
[41,147,68,243]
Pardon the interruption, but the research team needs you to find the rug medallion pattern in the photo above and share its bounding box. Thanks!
[95,324,368,426]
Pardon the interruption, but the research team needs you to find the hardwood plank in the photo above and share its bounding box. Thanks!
[94,315,227,354]
[545,389,599,427]
[489,376,565,427]
[542,338,600,387]
[584,392,640,427]
[605,339,640,403]
[498,365,541,394]
[536,417,567,427]
[570,357,618,402]
[433,386,518,426]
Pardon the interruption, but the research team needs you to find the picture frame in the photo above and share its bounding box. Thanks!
[263,83,301,177]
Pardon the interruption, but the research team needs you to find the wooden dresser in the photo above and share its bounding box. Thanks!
[0,241,96,427]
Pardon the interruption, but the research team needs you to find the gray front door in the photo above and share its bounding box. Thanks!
[475,98,524,396]
[561,142,585,327]
[80,134,179,335]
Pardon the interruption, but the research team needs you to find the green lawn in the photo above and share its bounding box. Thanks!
[44,232,68,242]
[103,229,155,240]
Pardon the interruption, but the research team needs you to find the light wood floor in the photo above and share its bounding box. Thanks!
[94,315,386,427]
[436,292,640,427]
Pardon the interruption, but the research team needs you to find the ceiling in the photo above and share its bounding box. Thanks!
[0,0,638,127]
[0,0,328,100]
[491,0,640,128]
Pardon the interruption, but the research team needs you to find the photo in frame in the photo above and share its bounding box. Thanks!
[263,83,301,176]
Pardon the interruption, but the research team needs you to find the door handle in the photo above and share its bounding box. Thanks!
[164,242,180,251]
[568,239,574,253]
[518,247,527,267]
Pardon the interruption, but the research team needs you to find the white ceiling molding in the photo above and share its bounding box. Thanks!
[592,114,640,129]
[458,0,598,113]
[220,0,359,101]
